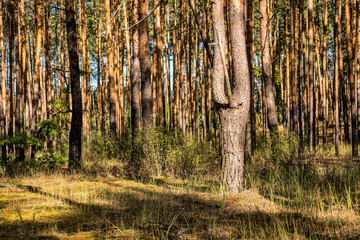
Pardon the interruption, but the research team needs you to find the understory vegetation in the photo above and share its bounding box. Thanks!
[1,128,360,239]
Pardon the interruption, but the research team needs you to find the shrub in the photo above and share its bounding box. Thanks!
[82,127,219,179]
[130,127,219,178]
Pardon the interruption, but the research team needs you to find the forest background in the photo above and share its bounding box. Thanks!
[0,0,360,239]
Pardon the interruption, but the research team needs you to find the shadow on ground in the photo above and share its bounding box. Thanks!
[0,178,358,239]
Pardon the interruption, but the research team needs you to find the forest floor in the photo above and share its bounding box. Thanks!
[1,158,360,240]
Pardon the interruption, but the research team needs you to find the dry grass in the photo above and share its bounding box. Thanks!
[1,128,360,239]
[1,160,360,240]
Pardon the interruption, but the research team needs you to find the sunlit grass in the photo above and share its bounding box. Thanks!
[1,158,360,240]
[1,128,360,239]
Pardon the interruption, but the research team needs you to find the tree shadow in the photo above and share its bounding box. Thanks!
[145,177,218,193]
[1,181,357,239]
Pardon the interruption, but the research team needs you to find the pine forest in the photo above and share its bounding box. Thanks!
[1,0,360,239]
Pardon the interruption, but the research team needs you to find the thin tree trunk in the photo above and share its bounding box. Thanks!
[308,0,315,151]
[105,0,118,136]
[334,0,341,156]
[155,0,165,127]
[94,0,102,135]
[15,3,25,161]
[80,0,89,138]
[32,0,43,139]
[285,16,290,131]
[172,0,179,129]
[260,0,278,133]
[204,0,211,140]
[132,0,141,131]
[246,0,255,154]
[21,0,31,159]
[322,0,329,148]
[314,1,321,146]
[8,2,15,143]
[179,0,186,134]
[124,1,133,130]
[357,0,360,145]
[139,0,153,127]
[346,0,358,156]
[298,0,304,143]
[290,0,297,133]
[0,0,7,162]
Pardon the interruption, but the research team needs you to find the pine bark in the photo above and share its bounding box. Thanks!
[139,0,153,127]
[346,0,358,156]
[308,0,315,150]
[357,0,360,144]
[322,0,329,148]
[155,0,165,127]
[14,1,25,160]
[334,0,341,156]
[105,0,118,136]
[45,0,53,120]
[80,0,90,137]
[66,0,82,170]
[132,0,141,131]
[260,0,278,133]
[33,0,43,134]
[246,0,255,153]
[0,0,6,162]
[212,0,250,192]
[290,0,297,133]
[94,0,102,135]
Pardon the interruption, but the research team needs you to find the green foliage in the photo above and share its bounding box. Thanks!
[0,132,41,148]
[271,131,300,166]
[36,151,68,169]
[36,119,64,138]
[253,131,303,169]
[82,128,219,179]
[130,127,219,178]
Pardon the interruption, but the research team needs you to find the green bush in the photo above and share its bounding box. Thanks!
[82,128,219,179]
[252,130,306,170]
[130,127,219,178]
[36,151,68,169]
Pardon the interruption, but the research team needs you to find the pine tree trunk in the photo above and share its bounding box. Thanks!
[212,0,250,192]
[15,4,25,161]
[314,2,321,147]
[298,0,304,142]
[322,0,329,148]
[94,0,102,135]
[346,0,357,156]
[9,2,15,143]
[123,1,133,130]
[105,0,118,136]
[66,0,82,170]
[33,0,43,138]
[204,0,211,140]
[21,0,31,159]
[139,0,153,127]
[172,0,179,129]
[308,0,315,151]
[290,0,297,133]
[246,0,255,154]
[0,0,7,162]
[260,0,278,133]
[155,0,165,127]
[45,0,53,120]
[355,0,360,145]
[334,0,341,156]
[165,6,172,128]
[132,0,141,131]
[80,0,89,138]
